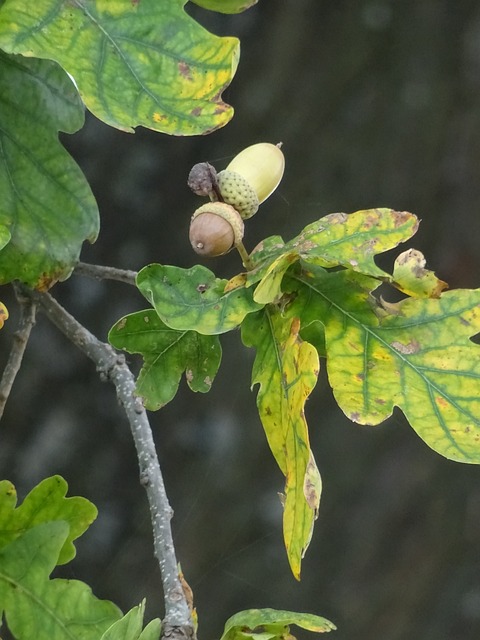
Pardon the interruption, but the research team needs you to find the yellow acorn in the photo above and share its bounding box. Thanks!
[216,142,285,219]
[189,201,244,257]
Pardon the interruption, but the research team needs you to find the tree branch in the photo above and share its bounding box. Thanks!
[74,262,137,285]
[24,286,195,640]
[0,285,37,420]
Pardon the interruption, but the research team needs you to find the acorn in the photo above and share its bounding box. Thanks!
[215,142,285,219]
[189,201,244,257]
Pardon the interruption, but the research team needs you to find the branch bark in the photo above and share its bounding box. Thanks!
[74,261,137,285]
[0,285,37,420]
[24,286,195,640]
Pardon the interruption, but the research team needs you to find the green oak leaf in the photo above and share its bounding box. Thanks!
[109,309,221,410]
[101,600,161,640]
[0,0,239,135]
[0,521,122,640]
[246,210,419,304]
[0,52,99,289]
[289,263,480,463]
[252,250,299,305]
[241,310,320,579]
[0,475,97,565]
[221,608,336,640]
[249,236,286,269]
[137,619,162,640]
[247,236,291,300]
[191,0,258,13]
[136,264,263,335]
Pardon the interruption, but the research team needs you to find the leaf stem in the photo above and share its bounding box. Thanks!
[0,284,37,420]
[74,262,137,285]
[21,286,195,640]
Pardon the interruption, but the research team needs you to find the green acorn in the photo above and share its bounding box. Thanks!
[216,142,285,219]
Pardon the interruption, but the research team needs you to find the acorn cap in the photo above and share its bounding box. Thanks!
[216,170,259,219]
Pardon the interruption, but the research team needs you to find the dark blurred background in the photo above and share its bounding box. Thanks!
[2,1,480,639]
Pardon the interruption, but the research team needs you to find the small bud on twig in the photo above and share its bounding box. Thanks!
[187,162,218,197]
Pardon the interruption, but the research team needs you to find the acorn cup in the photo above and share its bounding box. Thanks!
[188,142,285,263]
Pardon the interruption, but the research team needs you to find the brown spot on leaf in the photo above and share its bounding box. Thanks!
[298,239,317,252]
[325,212,348,225]
[214,103,229,115]
[290,317,301,337]
[35,269,65,291]
[360,238,378,254]
[196,283,208,293]
[392,210,419,232]
[191,106,202,117]
[436,396,449,409]
[390,339,421,355]
[178,61,193,81]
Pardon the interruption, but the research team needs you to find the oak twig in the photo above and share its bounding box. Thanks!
[0,285,37,420]
[24,287,195,640]
[74,262,137,286]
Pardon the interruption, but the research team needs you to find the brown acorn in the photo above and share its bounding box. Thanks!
[189,202,244,257]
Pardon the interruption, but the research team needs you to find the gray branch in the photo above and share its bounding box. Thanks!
[0,285,37,420]
[24,287,195,640]
[74,262,137,285]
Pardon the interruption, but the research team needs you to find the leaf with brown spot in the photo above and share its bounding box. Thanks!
[0,0,239,135]
[287,264,480,463]
[108,309,221,410]
[245,209,419,304]
[241,310,320,579]
[137,264,262,335]
[393,248,448,298]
